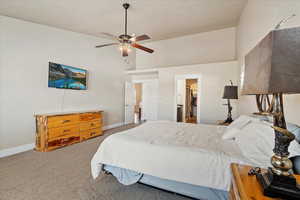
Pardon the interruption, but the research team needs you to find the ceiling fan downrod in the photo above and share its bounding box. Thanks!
[123,3,130,36]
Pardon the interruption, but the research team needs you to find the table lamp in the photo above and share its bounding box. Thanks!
[222,81,238,124]
[242,26,300,199]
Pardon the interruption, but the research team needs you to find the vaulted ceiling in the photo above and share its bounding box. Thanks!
[0,0,247,41]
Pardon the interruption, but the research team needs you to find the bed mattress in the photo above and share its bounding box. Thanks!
[91,121,249,191]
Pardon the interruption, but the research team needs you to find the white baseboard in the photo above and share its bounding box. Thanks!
[0,143,35,158]
[103,122,125,130]
[0,122,125,158]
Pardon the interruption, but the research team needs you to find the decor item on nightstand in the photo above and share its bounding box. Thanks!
[230,163,300,200]
[222,80,238,124]
[254,94,274,115]
[242,26,300,199]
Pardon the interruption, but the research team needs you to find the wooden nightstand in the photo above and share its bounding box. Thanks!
[230,163,300,200]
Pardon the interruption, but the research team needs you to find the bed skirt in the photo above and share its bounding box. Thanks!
[103,164,228,200]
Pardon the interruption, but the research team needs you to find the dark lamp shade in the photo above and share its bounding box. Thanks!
[223,86,238,99]
[242,27,300,95]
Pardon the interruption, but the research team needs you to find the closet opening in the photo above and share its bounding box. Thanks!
[175,75,201,124]
[185,79,198,123]
[134,83,142,124]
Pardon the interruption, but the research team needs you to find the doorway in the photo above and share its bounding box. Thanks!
[175,74,201,124]
[185,79,198,123]
[134,83,142,123]
[124,80,158,124]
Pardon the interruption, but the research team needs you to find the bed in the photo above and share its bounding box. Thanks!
[91,117,300,200]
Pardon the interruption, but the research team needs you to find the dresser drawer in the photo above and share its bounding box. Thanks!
[80,120,101,131]
[47,133,80,151]
[80,128,102,141]
[47,115,79,128]
[48,125,79,139]
[80,112,102,122]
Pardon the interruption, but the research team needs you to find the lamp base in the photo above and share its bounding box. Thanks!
[223,99,233,124]
[223,117,233,124]
[256,168,300,200]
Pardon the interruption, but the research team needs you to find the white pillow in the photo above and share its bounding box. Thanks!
[287,123,300,144]
[249,114,271,122]
[222,115,259,140]
[249,116,300,144]
[222,128,241,140]
[235,121,300,167]
[235,121,274,167]
[228,115,254,129]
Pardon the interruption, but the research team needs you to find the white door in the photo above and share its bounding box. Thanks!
[124,81,135,124]
[142,80,159,121]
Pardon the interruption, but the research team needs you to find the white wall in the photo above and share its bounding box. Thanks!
[136,27,237,69]
[157,61,239,124]
[176,80,185,105]
[131,73,159,81]
[236,0,300,124]
[0,16,134,150]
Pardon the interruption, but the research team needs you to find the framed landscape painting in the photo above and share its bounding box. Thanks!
[48,62,87,90]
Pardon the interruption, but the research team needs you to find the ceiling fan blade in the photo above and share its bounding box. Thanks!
[130,34,151,42]
[131,43,154,53]
[95,43,119,48]
[122,49,129,57]
[98,32,120,41]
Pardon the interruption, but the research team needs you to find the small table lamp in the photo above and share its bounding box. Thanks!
[222,81,238,124]
[242,26,300,199]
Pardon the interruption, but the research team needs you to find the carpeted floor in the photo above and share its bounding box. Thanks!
[0,125,192,200]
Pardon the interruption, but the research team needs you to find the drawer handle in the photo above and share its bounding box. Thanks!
[91,123,95,126]
[63,120,70,123]
[90,132,96,136]
[63,129,71,133]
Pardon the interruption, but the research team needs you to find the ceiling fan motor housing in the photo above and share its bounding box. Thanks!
[119,34,132,44]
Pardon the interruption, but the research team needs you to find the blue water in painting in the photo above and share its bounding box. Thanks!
[49,78,86,90]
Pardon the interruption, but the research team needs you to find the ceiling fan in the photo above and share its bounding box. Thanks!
[95,3,154,57]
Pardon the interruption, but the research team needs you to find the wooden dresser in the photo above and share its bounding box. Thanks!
[35,110,103,152]
[230,163,300,200]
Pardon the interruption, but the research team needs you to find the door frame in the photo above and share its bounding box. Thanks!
[131,78,159,121]
[124,81,136,125]
[174,74,202,123]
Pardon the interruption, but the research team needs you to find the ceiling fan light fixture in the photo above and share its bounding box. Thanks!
[119,43,129,50]
[119,44,131,57]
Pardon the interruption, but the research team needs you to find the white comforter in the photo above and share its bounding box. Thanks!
[91,121,249,191]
